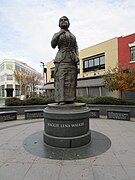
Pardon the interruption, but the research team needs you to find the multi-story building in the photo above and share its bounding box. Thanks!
[44,33,135,99]
[0,59,41,97]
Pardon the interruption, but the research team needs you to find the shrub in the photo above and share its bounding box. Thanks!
[76,96,94,104]
[5,97,22,106]
[76,96,87,103]
[23,97,44,105]
[76,96,135,105]
[5,96,135,106]
[22,96,55,105]
[92,96,125,105]
[5,96,55,106]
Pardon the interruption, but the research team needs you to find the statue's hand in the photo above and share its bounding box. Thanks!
[59,29,66,35]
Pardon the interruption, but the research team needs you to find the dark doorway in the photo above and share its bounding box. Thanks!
[5,88,14,97]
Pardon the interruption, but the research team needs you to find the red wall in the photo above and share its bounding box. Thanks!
[118,33,135,68]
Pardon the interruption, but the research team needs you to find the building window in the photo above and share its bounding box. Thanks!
[84,61,89,68]
[15,64,20,71]
[130,46,135,62]
[0,64,5,72]
[7,84,13,88]
[77,62,80,73]
[0,85,5,97]
[95,58,99,66]
[21,68,25,72]
[7,75,13,80]
[83,53,105,72]
[89,59,94,67]
[0,75,5,82]
[6,63,13,70]
[15,85,20,96]
[88,87,100,97]
[51,68,55,78]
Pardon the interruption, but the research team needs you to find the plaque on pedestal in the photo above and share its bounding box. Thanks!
[43,103,91,148]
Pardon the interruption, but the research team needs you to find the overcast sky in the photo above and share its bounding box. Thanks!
[0,0,135,72]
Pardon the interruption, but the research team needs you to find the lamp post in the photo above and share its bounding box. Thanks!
[40,61,46,85]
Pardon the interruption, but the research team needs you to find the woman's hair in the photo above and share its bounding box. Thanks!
[59,16,70,28]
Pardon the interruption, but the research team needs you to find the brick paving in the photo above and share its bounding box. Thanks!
[0,116,135,180]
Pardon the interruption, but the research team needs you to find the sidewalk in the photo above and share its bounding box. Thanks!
[0,116,135,180]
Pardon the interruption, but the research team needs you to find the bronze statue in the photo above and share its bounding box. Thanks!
[51,16,79,104]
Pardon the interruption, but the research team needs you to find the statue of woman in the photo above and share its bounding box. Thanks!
[51,16,79,104]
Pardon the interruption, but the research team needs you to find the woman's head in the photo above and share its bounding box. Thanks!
[59,16,70,29]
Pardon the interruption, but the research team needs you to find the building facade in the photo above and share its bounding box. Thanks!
[45,33,135,98]
[0,59,41,97]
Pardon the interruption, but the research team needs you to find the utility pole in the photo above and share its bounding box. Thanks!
[40,61,46,85]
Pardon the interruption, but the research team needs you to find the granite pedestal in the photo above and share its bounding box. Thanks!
[43,103,91,148]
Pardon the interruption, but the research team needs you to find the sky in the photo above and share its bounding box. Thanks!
[0,0,135,73]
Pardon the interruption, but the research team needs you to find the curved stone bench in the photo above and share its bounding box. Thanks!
[90,108,100,118]
[25,109,44,119]
[107,109,130,121]
[0,111,17,122]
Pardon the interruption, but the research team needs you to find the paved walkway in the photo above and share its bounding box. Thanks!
[0,116,135,180]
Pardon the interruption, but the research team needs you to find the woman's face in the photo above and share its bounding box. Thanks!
[59,17,69,29]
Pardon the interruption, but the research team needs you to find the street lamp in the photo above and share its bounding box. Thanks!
[40,61,46,85]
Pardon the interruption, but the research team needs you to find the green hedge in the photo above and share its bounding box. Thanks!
[5,97,22,106]
[5,96,54,106]
[5,96,135,106]
[76,96,135,105]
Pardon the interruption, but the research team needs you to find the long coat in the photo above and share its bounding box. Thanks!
[51,30,79,103]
